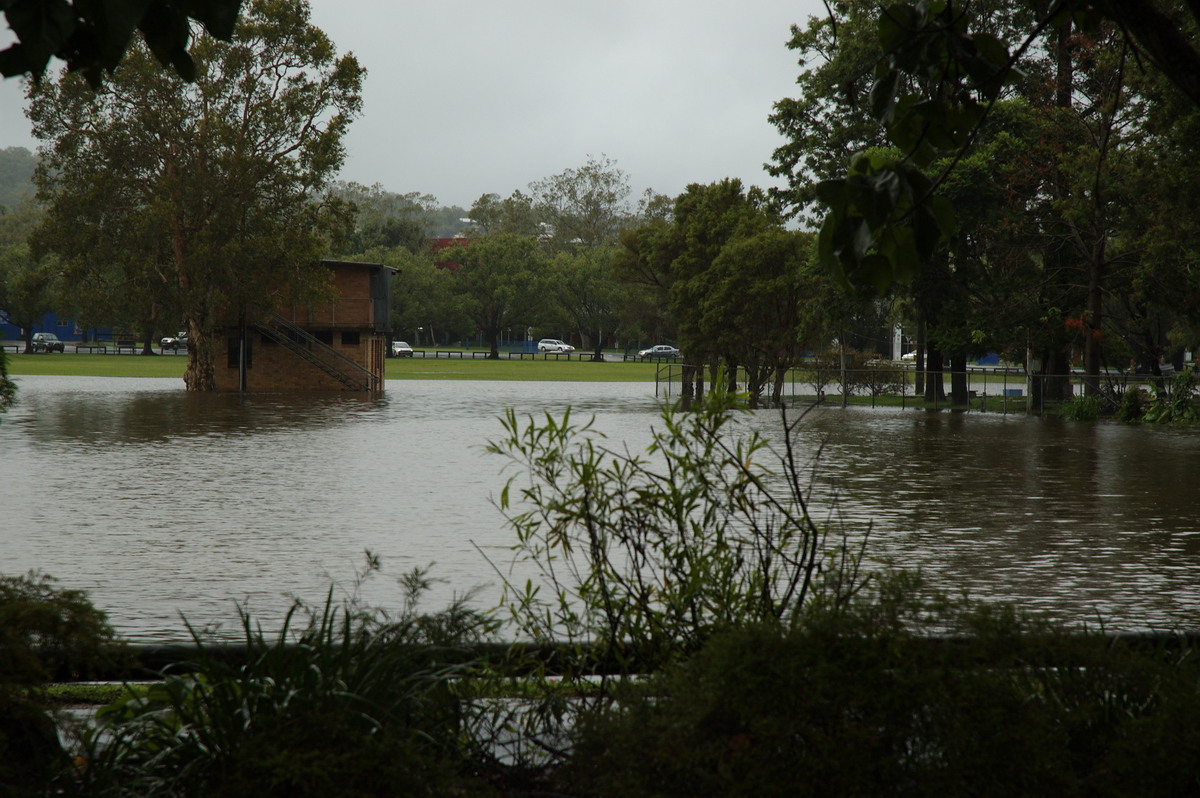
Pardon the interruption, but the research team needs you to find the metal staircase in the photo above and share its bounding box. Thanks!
[256,315,380,391]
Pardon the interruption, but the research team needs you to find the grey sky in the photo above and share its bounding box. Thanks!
[1,0,828,209]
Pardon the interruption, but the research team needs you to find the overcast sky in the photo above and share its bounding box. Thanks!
[1,0,829,209]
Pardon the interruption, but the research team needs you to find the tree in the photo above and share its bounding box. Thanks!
[452,234,548,358]
[701,229,817,406]
[465,191,541,237]
[529,154,634,249]
[0,147,35,208]
[330,182,437,256]
[0,243,56,353]
[28,0,363,390]
[550,245,629,361]
[0,0,243,86]
[796,0,1200,290]
[382,247,464,347]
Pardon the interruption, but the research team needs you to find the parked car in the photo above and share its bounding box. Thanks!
[160,332,188,351]
[391,340,413,357]
[538,338,575,353]
[31,332,65,353]
[638,344,680,360]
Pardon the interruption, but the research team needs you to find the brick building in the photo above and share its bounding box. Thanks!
[214,260,393,392]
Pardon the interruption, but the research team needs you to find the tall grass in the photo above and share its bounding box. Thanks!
[64,560,501,797]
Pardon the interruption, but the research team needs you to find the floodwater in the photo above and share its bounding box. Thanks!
[1,375,1198,642]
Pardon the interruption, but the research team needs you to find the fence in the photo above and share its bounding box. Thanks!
[652,362,1183,415]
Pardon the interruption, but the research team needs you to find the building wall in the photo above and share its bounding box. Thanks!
[213,260,391,392]
[213,328,388,392]
[276,263,376,328]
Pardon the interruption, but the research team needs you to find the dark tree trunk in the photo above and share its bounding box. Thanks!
[924,346,946,402]
[950,353,969,406]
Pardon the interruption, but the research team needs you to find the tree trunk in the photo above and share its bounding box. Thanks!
[950,353,969,406]
[924,346,946,402]
[183,320,216,391]
[915,315,926,396]
[1044,349,1073,402]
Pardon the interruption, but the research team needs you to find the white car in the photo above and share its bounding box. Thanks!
[638,344,680,359]
[537,338,574,353]
[391,340,413,357]
[160,331,188,351]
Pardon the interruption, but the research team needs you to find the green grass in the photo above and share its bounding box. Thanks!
[387,354,660,381]
[6,352,188,378]
[5,350,662,382]
[41,682,142,706]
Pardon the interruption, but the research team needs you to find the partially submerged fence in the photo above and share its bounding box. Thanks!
[652,362,1182,415]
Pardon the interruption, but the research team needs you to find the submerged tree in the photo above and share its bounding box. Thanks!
[28,0,362,390]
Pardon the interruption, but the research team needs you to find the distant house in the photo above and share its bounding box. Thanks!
[213,260,393,392]
[430,237,474,272]
[0,312,109,343]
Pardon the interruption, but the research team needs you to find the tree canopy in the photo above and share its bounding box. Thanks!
[780,0,1200,292]
[27,0,363,390]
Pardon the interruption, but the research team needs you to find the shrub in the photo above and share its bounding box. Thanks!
[1143,373,1198,424]
[0,572,121,795]
[486,387,865,680]
[1059,394,1100,421]
[68,560,499,797]
[562,575,1200,797]
[1115,386,1144,422]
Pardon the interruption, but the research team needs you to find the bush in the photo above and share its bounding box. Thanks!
[1115,386,1144,422]
[0,572,121,795]
[1059,394,1100,421]
[1143,373,1198,424]
[486,387,865,682]
[562,575,1200,797]
[67,560,499,797]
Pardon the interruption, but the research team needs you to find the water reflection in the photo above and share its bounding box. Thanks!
[1,376,1198,642]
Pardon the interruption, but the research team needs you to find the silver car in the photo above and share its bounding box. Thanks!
[638,344,680,359]
[537,338,575,353]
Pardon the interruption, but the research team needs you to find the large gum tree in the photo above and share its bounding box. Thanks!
[27,0,362,390]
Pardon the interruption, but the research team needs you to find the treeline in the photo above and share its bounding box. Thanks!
[766,1,1200,409]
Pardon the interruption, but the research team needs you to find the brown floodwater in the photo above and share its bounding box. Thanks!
[1,375,1197,642]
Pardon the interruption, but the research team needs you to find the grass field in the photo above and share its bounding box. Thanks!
[4,351,665,382]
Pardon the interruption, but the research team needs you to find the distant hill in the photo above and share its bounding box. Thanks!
[0,147,35,208]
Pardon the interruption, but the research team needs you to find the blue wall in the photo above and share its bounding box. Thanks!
[0,312,111,342]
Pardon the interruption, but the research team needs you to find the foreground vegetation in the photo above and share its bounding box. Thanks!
[3,391,1199,796]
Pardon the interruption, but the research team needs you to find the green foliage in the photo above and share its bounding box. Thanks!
[0,572,120,686]
[28,0,363,390]
[453,233,549,357]
[816,149,957,291]
[69,559,498,797]
[0,351,13,416]
[528,154,633,249]
[1116,385,1144,422]
[563,574,1200,797]
[0,572,121,795]
[0,147,34,209]
[1142,373,1199,424]
[329,181,439,256]
[486,386,863,682]
[1059,394,1100,422]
